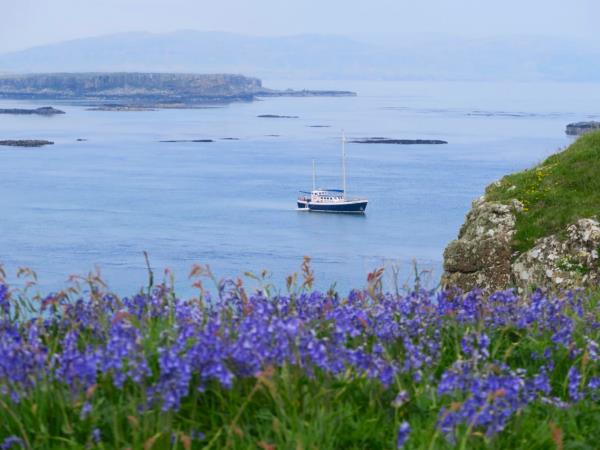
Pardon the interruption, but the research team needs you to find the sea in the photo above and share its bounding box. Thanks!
[1,80,599,296]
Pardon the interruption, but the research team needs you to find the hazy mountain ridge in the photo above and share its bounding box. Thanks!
[1,31,600,81]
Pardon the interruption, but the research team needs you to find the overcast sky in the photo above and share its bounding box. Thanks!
[1,0,598,53]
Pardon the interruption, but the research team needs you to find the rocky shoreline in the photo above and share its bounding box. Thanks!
[566,121,600,136]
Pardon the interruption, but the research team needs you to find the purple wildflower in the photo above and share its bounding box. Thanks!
[0,285,10,316]
[191,430,206,441]
[0,436,24,450]
[586,337,599,361]
[396,421,410,448]
[80,401,92,420]
[531,370,551,395]
[588,377,600,400]
[55,330,100,394]
[567,366,582,401]
[102,319,150,388]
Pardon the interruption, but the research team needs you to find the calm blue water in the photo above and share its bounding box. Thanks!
[1,80,599,295]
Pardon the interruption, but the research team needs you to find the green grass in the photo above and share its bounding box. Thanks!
[485,130,600,254]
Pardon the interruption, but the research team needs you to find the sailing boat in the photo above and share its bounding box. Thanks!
[297,133,368,214]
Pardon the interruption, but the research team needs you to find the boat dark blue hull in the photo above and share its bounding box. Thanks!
[307,200,367,214]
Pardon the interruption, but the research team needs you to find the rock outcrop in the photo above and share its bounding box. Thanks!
[442,197,523,292]
[443,199,600,292]
[512,219,600,290]
[566,121,600,136]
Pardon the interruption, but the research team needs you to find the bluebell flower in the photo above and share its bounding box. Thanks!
[0,285,10,316]
[79,401,92,420]
[191,430,206,441]
[92,428,101,444]
[567,366,582,401]
[396,421,410,448]
[0,436,24,450]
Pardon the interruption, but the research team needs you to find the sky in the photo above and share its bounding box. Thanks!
[1,0,599,53]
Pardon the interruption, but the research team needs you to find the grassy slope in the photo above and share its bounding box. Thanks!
[486,131,600,253]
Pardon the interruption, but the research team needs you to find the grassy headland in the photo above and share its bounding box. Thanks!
[486,131,600,253]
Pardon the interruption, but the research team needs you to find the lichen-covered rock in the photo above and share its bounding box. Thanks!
[444,197,600,293]
[512,219,600,291]
[442,197,523,292]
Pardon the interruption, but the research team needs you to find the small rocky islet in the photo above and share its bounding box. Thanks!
[257,114,299,119]
[0,139,54,147]
[350,137,448,144]
[0,106,65,115]
[159,139,214,143]
[87,105,156,112]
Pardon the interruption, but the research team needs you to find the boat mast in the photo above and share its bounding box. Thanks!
[312,159,316,191]
[342,131,347,199]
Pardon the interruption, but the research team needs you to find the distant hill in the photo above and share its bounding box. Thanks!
[1,31,600,81]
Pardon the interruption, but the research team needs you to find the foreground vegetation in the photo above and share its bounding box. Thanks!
[486,130,600,253]
[1,265,599,449]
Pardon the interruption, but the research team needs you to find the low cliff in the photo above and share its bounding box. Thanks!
[443,131,600,292]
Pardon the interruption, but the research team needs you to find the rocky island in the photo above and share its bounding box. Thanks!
[257,114,299,119]
[159,139,213,143]
[0,139,54,147]
[0,106,65,115]
[0,73,356,108]
[350,137,448,144]
[443,130,600,292]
